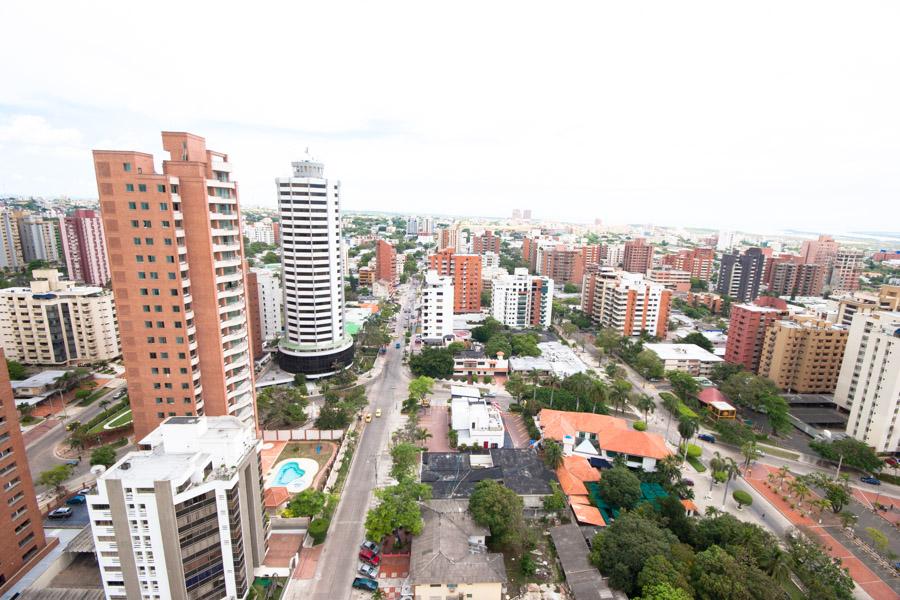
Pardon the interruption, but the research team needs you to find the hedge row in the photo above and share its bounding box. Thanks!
[79,399,131,434]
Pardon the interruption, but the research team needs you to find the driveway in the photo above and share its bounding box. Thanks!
[419,406,450,452]
[502,412,530,448]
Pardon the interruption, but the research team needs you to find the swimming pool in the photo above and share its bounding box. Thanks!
[266,458,320,493]
[274,462,306,486]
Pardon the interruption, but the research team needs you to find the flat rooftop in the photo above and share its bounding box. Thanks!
[644,343,723,362]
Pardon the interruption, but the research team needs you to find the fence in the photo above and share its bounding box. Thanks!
[262,429,344,442]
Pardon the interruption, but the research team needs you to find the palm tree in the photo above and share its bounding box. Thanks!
[792,481,810,508]
[677,416,699,462]
[720,457,739,506]
[812,498,832,522]
[547,373,561,408]
[762,547,792,583]
[838,511,858,529]
[741,440,761,471]
[776,466,791,490]
[635,394,656,423]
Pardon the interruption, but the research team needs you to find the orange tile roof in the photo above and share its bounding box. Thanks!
[568,495,591,506]
[264,487,290,508]
[556,455,601,495]
[571,502,606,527]
[539,409,671,460]
[698,387,729,406]
[681,499,699,514]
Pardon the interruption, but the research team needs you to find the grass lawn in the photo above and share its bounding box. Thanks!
[276,441,335,472]
[686,456,707,472]
[250,577,284,600]
[758,444,800,461]
[78,388,110,406]
[88,408,133,434]
[20,415,43,426]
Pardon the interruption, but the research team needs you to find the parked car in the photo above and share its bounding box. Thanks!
[885,457,898,467]
[361,540,381,554]
[485,392,497,398]
[66,494,86,505]
[352,577,379,592]
[358,563,379,578]
[76,487,93,495]
[395,342,401,349]
[48,507,73,519]
[65,459,80,466]
[861,476,882,485]
[359,548,381,566]
[697,434,716,443]
[682,479,695,487]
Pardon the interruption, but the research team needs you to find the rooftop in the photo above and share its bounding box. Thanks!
[421,449,555,498]
[644,343,723,362]
[450,384,482,399]
[11,370,68,390]
[538,409,671,460]
[509,341,587,378]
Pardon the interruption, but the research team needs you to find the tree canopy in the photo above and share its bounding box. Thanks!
[469,479,525,547]
[597,466,642,509]
[364,479,431,542]
[409,347,454,379]
[809,437,883,473]
[678,332,714,353]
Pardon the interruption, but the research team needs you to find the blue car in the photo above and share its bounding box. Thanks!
[352,577,378,592]
[860,476,881,486]
[66,494,86,505]
[697,434,716,443]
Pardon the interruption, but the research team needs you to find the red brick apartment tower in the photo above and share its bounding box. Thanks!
[623,238,653,274]
[541,248,585,285]
[246,267,264,361]
[522,237,538,272]
[581,244,605,267]
[473,230,500,255]
[94,132,257,439]
[428,249,482,312]
[375,239,397,284]
[724,297,789,371]
[0,351,48,595]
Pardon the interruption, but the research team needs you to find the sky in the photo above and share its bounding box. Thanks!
[1,1,898,234]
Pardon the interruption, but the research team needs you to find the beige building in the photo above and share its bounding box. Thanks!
[409,499,507,600]
[758,317,848,393]
[834,291,879,327]
[0,269,119,365]
[878,284,900,311]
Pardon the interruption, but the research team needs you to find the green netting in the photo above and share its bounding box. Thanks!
[586,480,671,522]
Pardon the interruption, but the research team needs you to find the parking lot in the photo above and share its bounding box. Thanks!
[43,498,90,528]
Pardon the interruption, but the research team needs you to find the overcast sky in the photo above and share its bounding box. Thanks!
[1,1,898,233]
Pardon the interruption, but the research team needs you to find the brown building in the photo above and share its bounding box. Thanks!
[758,317,848,393]
[661,247,715,281]
[375,239,397,285]
[830,248,863,292]
[724,297,789,371]
[94,132,257,439]
[799,234,839,267]
[358,266,375,288]
[472,230,500,255]
[878,284,900,311]
[648,267,691,292]
[246,268,264,361]
[0,352,48,595]
[685,291,724,314]
[522,237,539,272]
[581,244,605,267]
[623,238,653,274]
[540,248,584,285]
[768,260,824,297]
[428,249,482,312]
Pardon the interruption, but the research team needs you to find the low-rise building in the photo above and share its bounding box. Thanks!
[508,341,587,379]
[453,350,509,379]
[648,267,691,292]
[10,370,68,407]
[643,343,723,376]
[697,388,737,419]
[450,385,504,448]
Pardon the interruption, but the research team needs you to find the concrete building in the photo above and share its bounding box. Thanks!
[834,291,879,327]
[0,209,24,269]
[622,238,653,274]
[879,285,900,311]
[648,267,691,292]
[490,268,553,329]
[835,311,900,453]
[661,247,715,281]
[420,270,454,344]
[450,386,505,448]
[357,266,375,288]
[724,297,789,371]
[245,269,264,360]
[507,342,587,380]
[452,350,509,379]
[716,230,736,252]
[0,353,48,596]
[375,239,397,287]
[428,249,483,313]
[472,230,500,255]
[244,218,277,245]
[481,252,500,270]
[437,226,459,251]
[758,317,848,393]
[60,209,110,286]
[581,269,671,337]
[18,215,60,263]
[829,248,863,292]
[87,416,267,600]
[0,269,119,366]
[684,291,725,314]
[250,267,283,345]
[644,343,723,377]
[717,247,765,302]
[276,156,354,377]
[539,247,584,285]
[603,244,624,268]
[94,132,257,438]
[768,260,824,297]
[799,234,839,268]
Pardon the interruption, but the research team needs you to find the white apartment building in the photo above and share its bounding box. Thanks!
[87,416,267,600]
[643,343,723,377]
[490,267,553,329]
[420,269,454,343]
[0,209,24,269]
[450,386,505,448]
[250,267,283,343]
[0,269,119,365]
[276,156,354,377]
[834,311,900,453]
[603,244,624,268]
[582,270,671,337]
[481,252,500,269]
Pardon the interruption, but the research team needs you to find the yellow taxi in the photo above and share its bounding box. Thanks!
[375,408,382,418]
[364,413,372,423]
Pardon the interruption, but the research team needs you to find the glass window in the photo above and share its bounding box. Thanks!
[140,202,149,210]
[125,184,134,192]
[138,184,147,192]
[157,185,166,193]
[128,201,137,209]
[123,162,132,172]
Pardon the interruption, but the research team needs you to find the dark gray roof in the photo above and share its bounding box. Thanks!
[409,500,507,586]
[490,448,555,495]
[66,526,96,553]
[550,524,616,600]
[421,449,554,499]
[457,350,486,359]
[15,591,106,600]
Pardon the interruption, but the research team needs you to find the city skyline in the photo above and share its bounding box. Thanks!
[2,2,899,233]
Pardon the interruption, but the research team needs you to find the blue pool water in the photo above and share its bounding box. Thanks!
[274,462,306,486]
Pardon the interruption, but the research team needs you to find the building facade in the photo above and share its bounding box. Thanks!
[87,416,267,600]
[723,297,789,371]
[490,268,553,329]
[250,267,283,345]
[94,132,257,438]
[18,215,60,263]
[661,247,715,281]
[539,248,584,285]
[0,209,24,269]
[829,248,863,292]
[581,270,671,337]
[472,230,500,255]
[757,317,848,393]
[0,269,119,366]
[622,238,653,274]
[428,249,483,313]
[717,247,765,302]
[768,261,824,297]
[60,208,111,286]
[834,311,900,453]
[276,157,354,377]
[420,270,454,343]
[375,239,397,286]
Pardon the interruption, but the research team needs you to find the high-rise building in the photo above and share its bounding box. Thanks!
[406,217,419,235]
[767,261,824,297]
[87,416,267,600]
[622,238,653,274]
[94,132,257,438]
[0,269,120,366]
[539,247,584,285]
[512,209,522,219]
[835,311,900,453]
[428,249,482,313]
[581,270,671,337]
[246,269,264,360]
[18,215,60,263]
[375,239,397,286]
[660,247,715,281]
[829,248,863,292]
[491,268,553,329]
[522,209,532,220]
[421,270,454,343]
[716,247,765,302]
[472,231,500,255]
[878,285,900,311]
[276,157,354,377]
[757,317,848,393]
[648,267,691,292]
[245,218,277,245]
[0,352,47,596]
[0,209,24,269]
[716,230,736,252]
[437,226,459,251]
[60,208,111,286]
[603,244,624,268]
[723,297,789,371]
[581,244,605,267]
[799,234,838,267]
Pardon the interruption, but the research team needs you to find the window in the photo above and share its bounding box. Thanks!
[136,255,144,263]
[138,272,146,279]
[145,237,154,245]
[123,162,132,172]
[161,220,170,228]
[133,237,141,245]
[140,202,149,209]
[157,186,166,194]
[139,288,148,296]
[130,220,139,228]
[166,256,175,263]
[142,220,152,228]
[148,255,156,263]
[142,305,150,313]
[171,184,179,194]
[163,238,172,246]
[126,184,135,192]
[167,273,176,280]
[138,184,147,192]
[128,201,137,209]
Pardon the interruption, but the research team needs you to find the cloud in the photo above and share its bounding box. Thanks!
[0,115,81,145]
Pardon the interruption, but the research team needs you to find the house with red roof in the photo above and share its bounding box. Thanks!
[697,388,737,419]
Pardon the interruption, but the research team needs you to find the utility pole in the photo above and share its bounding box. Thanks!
[834,454,843,482]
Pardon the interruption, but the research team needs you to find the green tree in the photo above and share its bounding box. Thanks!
[690,545,753,600]
[635,350,665,379]
[710,362,744,383]
[637,554,693,597]
[285,489,327,518]
[732,490,753,509]
[678,332,714,353]
[563,282,578,293]
[256,386,309,429]
[485,333,512,358]
[595,328,621,354]
[590,512,679,595]
[409,347,454,378]
[293,373,307,388]
[90,445,117,468]
[598,466,642,509]
[446,341,466,355]
[308,517,330,544]
[719,372,779,410]
[471,317,503,343]
[667,371,700,402]
[865,527,889,553]
[762,394,791,435]
[543,440,564,469]
[808,437,883,473]
[315,405,351,429]
[637,583,693,600]
[635,394,656,423]
[677,417,699,461]
[364,479,431,542]
[786,533,854,600]
[542,481,566,515]
[469,479,525,547]
[407,376,434,404]
[261,251,280,264]
[740,440,761,470]
[480,289,492,306]
[390,442,421,481]
[5,359,27,380]
[37,464,73,498]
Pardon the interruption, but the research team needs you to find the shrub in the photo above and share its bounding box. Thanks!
[482,375,493,384]
[309,517,330,545]
[676,402,699,419]
[732,490,753,508]
[678,443,702,458]
[633,421,647,431]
